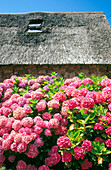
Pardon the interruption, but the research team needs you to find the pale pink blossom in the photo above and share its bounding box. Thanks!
[31,91,43,100]
[36,100,46,111]
[12,120,22,131]
[47,100,60,109]
[17,142,27,153]
[22,117,33,127]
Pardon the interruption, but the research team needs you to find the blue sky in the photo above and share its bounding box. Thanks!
[0,0,111,25]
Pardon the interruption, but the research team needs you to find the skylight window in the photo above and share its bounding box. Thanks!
[26,19,43,33]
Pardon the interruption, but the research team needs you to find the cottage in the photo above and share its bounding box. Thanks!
[0,12,111,80]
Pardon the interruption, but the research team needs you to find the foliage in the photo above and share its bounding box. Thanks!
[0,72,111,169]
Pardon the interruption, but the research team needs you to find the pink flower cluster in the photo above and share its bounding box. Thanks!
[74,146,84,160]
[81,159,92,169]
[82,140,92,151]
[62,151,72,162]
[45,152,61,167]
[94,123,103,130]
[16,160,37,170]
[57,136,71,149]
[0,74,111,169]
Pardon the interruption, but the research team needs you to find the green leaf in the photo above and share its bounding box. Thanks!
[77,119,85,125]
[89,112,96,120]
[85,114,90,124]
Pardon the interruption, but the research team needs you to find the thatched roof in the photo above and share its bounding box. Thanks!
[0,12,111,64]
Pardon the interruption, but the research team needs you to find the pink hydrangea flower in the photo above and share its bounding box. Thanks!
[44,121,52,129]
[11,103,18,111]
[82,140,92,151]
[10,142,18,152]
[102,87,111,99]
[2,100,12,108]
[35,120,45,128]
[38,165,49,170]
[108,103,111,111]
[70,80,82,88]
[28,79,35,86]
[35,76,44,83]
[22,117,33,128]
[34,116,43,124]
[25,144,39,158]
[16,160,27,170]
[81,97,94,108]
[24,104,32,114]
[95,92,106,104]
[30,83,41,91]
[86,91,96,101]
[81,88,89,96]
[27,164,37,170]
[53,113,62,121]
[34,137,44,147]
[57,136,71,149]
[31,91,43,100]
[45,153,61,167]
[51,145,59,154]
[12,120,22,131]
[13,107,26,119]
[0,155,5,163]
[81,159,92,169]
[65,86,75,97]
[2,139,11,150]
[36,100,47,111]
[57,125,67,135]
[23,93,31,99]
[33,125,43,134]
[49,118,59,129]
[14,133,22,143]
[53,92,66,101]
[67,99,79,110]
[17,97,27,107]
[44,129,52,136]
[61,106,69,117]
[98,116,107,124]
[101,78,111,87]
[42,112,52,120]
[106,112,111,118]
[106,127,111,135]
[94,123,103,130]
[17,142,27,153]
[61,118,68,126]
[109,163,111,170]
[64,79,74,85]
[105,139,111,147]
[47,100,60,109]
[2,133,9,140]
[8,155,16,163]
[74,146,84,160]
[22,135,32,144]
[19,127,32,135]
[71,89,83,98]
[62,151,72,162]
[2,107,11,117]
[82,78,93,85]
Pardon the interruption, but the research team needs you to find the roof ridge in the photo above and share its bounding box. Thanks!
[0,11,104,15]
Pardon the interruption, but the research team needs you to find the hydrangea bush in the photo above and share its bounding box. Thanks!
[0,72,111,169]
